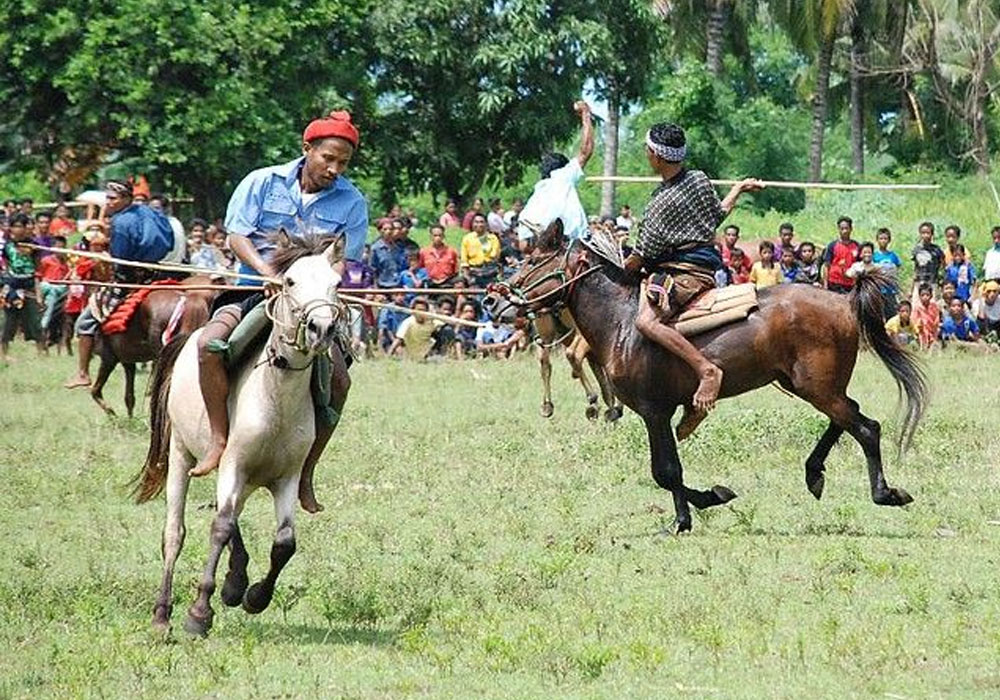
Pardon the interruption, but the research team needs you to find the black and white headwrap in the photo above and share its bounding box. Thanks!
[105,180,133,198]
[645,130,687,163]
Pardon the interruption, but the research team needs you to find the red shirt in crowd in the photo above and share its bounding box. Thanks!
[37,253,69,281]
[419,243,459,283]
[823,239,860,288]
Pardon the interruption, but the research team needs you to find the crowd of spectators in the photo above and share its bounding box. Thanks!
[2,189,1000,364]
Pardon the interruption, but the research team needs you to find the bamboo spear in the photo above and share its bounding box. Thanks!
[585,176,941,190]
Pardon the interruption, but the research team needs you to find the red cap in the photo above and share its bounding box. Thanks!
[303,110,360,148]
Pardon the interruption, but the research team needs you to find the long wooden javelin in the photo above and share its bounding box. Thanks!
[586,176,941,190]
[23,243,279,284]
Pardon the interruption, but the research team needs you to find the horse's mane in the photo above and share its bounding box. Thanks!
[578,230,637,290]
[268,232,342,274]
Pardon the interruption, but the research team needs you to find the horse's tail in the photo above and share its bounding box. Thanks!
[849,269,928,452]
[132,332,188,503]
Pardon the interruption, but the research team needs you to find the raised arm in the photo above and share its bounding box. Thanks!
[720,178,764,215]
[574,101,595,168]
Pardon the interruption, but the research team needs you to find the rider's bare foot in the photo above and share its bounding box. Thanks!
[63,373,90,389]
[692,365,723,413]
[189,440,226,477]
[676,405,707,441]
[298,482,324,514]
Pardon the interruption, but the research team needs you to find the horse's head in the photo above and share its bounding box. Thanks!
[483,218,589,324]
[269,233,346,356]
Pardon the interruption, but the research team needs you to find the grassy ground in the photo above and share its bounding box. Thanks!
[1,343,999,698]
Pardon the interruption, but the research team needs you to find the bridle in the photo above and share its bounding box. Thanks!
[490,239,599,334]
[260,289,346,371]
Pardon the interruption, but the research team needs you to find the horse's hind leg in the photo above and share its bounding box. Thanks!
[538,345,554,418]
[243,477,297,615]
[153,437,193,631]
[123,363,137,418]
[588,355,622,423]
[566,339,599,420]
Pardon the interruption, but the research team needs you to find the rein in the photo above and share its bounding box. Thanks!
[500,240,599,313]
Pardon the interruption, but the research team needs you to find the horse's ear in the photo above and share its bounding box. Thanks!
[537,218,565,252]
[325,236,345,267]
[276,228,292,249]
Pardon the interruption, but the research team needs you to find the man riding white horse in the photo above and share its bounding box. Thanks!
[191,110,368,514]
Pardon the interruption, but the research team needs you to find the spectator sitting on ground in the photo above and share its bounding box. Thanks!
[822,216,860,293]
[400,251,428,306]
[885,300,919,346]
[460,213,502,289]
[795,241,821,286]
[940,297,980,343]
[936,280,963,318]
[729,247,750,285]
[973,280,1000,336]
[376,292,407,354]
[984,226,1000,281]
[943,244,976,303]
[389,297,442,361]
[912,282,941,350]
[454,302,480,358]
[943,224,962,266]
[476,315,523,359]
[419,224,459,288]
[778,246,799,284]
[749,240,780,289]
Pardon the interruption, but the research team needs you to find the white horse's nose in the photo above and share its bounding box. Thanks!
[305,311,335,349]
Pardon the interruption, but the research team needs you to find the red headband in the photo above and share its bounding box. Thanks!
[303,110,360,148]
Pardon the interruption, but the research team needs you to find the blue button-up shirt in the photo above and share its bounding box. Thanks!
[370,238,401,288]
[109,204,175,264]
[225,157,369,284]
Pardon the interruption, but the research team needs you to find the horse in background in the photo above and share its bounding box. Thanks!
[134,235,345,636]
[90,277,217,417]
[533,309,622,422]
[487,222,927,533]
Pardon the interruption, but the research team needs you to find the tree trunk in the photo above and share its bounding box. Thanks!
[705,0,726,78]
[600,90,620,218]
[972,92,990,175]
[809,37,835,182]
[850,8,865,174]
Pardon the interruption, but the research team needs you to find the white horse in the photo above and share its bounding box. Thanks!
[133,235,345,636]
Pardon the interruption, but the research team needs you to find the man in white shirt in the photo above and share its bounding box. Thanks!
[149,193,186,263]
[516,101,594,251]
[616,204,635,231]
[487,198,506,234]
[984,226,1000,281]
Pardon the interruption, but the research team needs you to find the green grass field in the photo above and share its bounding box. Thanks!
[2,344,999,698]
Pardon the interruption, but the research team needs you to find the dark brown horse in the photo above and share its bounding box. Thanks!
[485,223,927,533]
[91,277,217,417]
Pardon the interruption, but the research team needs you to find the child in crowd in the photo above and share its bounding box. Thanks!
[37,235,70,344]
[400,251,428,306]
[884,300,919,346]
[936,280,961,318]
[940,297,980,343]
[389,297,441,361]
[775,222,796,261]
[943,244,976,303]
[846,241,876,279]
[795,242,821,285]
[749,241,780,289]
[943,224,962,266]
[476,316,520,358]
[376,292,407,354]
[873,228,902,272]
[973,280,1000,336]
[912,282,941,350]
[1,214,45,362]
[729,247,750,285]
[778,247,799,284]
[454,302,480,358]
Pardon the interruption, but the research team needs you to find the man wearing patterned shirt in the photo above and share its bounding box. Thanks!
[623,122,761,415]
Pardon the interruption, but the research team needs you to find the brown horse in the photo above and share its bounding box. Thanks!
[91,277,217,417]
[534,309,623,422]
[485,223,927,533]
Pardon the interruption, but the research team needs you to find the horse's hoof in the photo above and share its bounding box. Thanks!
[585,404,599,421]
[806,472,825,500]
[604,406,623,423]
[183,610,213,637]
[540,401,554,418]
[712,485,738,504]
[152,604,172,632]
[875,487,913,507]
[674,517,692,534]
[242,582,274,615]
[221,570,249,607]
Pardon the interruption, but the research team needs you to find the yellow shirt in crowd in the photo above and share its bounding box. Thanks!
[749,261,781,289]
[460,232,501,268]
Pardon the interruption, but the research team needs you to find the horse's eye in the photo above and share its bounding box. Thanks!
[285,278,295,288]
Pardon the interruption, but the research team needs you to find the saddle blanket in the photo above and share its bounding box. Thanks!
[100,279,181,335]
[673,283,758,337]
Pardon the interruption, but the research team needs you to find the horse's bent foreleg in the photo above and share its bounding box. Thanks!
[538,345,554,418]
[123,363,137,418]
[587,354,623,423]
[90,348,119,416]
[219,522,250,607]
[243,478,297,614]
[152,437,193,631]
